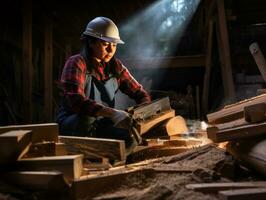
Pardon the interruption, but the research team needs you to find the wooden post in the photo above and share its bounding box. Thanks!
[44,17,53,121]
[216,0,235,102]
[22,0,33,122]
[202,20,214,116]
[249,42,266,82]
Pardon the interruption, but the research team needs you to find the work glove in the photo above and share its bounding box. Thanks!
[110,109,132,129]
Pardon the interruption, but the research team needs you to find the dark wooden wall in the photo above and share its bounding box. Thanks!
[1,0,266,125]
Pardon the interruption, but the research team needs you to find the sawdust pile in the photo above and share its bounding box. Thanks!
[90,144,262,200]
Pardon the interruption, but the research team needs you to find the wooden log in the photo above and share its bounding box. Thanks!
[136,109,176,135]
[207,121,266,143]
[249,42,266,83]
[227,138,266,177]
[16,154,83,181]
[59,136,126,161]
[186,182,266,193]
[143,115,188,138]
[244,103,266,123]
[0,123,59,143]
[207,94,266,124]
[219,188,266,200]
[0,171,69,192]
[0,130,31,163]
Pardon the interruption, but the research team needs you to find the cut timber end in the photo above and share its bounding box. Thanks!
[17,154,83,181]
[164,115,188,136]
[0,130,32,163]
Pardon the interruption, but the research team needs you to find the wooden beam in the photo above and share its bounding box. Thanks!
[71,169,154,199]
[0,123,59,143]
[22,0,33,122]
[216,0,235,102]
[0,171,69,192]
[207,121,266,143]
[186,182,266,193]
[249,42,266,82]
[17,154,83,182]
[122,55,205,70]
[44,17,53,121]
[0,130,31,163]
[207,94,266,124]
[219,188,266,200]
[59,136,126,161]
[202,20,214,116]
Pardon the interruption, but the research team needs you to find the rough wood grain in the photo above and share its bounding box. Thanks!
[244,103,266,123]
[59,136,126,161]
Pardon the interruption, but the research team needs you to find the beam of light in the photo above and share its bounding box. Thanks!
[115,0,201,110]
[118,0,201,58]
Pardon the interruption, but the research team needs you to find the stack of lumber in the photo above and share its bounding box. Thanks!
[206,94,266,177]
[0,123,127,198]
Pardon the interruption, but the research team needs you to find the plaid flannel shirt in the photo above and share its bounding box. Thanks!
[60,54,151,116]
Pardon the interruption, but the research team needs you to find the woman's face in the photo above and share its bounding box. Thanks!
[90,40,117,63]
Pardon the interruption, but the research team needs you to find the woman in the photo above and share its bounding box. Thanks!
[56,17,151,151]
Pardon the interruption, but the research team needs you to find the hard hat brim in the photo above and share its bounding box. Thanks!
[83,31,124,44]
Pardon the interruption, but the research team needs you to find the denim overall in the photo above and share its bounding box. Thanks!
[57,72,133,148]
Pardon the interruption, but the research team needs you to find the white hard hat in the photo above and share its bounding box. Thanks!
[83,17,124,44]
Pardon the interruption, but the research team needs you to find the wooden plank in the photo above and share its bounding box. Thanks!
[0,130,31,163]
[59,136,126,161]
[244,103,266,123]
[0,171,69,192]
[186,182,266,193]
[249,42,266,82]
[219,188,266,200]
[17,154,83,181]
[207,94,266,124]
[136,109,176,134]
[0,123,59,143]
[207,121,266,143]
[71,168,154,199]
[22,0,33,122]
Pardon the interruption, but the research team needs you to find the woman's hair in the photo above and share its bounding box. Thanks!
[80,34,98,62]
[79,34,119,77]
